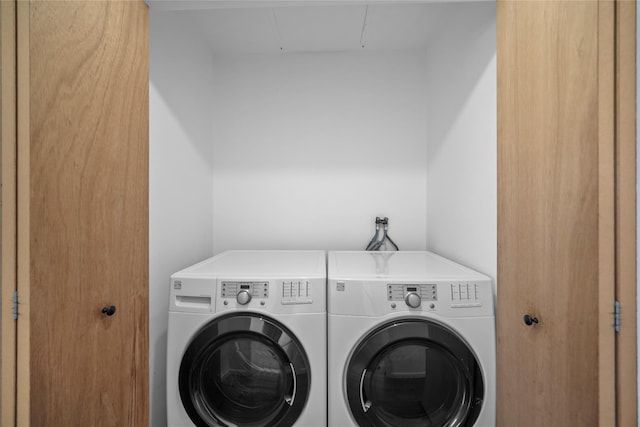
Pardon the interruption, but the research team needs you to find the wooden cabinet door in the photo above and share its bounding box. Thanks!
[15,1,149,425]
[497,0,635,425]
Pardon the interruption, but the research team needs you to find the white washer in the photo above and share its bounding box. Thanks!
[328,251,496,427]
[167,250,327,427]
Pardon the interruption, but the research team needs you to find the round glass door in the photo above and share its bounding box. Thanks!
[179,313,310,427]
[346,319,484,427]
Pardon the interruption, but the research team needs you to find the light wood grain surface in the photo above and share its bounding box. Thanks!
[1,1,17,425]
[615,0,637,424]
[18,1,149,425]
[497,1,615,425]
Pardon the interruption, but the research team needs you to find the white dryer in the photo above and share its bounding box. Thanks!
[167,250,326,427]
[328,251,495,427]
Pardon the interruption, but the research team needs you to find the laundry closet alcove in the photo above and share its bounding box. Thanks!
[1,0,633,425]
[150,2,496,425]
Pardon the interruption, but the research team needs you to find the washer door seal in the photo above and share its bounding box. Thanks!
[179,313,311,427]
[345,319,484,427]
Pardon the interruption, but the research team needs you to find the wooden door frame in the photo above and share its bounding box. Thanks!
[0,0,17,426]
[15,1,29,424]
[615,0,637,425]
[599,2,616,424]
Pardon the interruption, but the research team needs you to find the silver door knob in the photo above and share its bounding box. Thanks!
[405,292,421,308]
[236,290,252,305]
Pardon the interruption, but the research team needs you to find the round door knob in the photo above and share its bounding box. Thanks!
[524,314,539,326]
[101,305,116,316]
[405,292,421,308]
[236,290,252,305]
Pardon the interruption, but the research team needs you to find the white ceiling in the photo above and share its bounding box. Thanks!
[152,2,478,54]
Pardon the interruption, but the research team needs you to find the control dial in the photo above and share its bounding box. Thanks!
[236,290,252,305]
[405,292,421,308]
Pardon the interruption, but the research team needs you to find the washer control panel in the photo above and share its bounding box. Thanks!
[221,282,269,300]
[388,284,437,302]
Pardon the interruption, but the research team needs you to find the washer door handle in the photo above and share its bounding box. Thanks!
[284,362,297,406]
[359,369,372,413]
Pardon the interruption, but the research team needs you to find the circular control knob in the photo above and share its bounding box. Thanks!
[236,290,252,305]
[405,292,421,308]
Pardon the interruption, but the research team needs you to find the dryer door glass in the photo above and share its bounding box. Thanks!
[346,319,484,427]
[179,313,310,427]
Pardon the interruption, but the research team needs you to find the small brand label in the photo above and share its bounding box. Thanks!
[337,282,345,291]
[173,280,182,290]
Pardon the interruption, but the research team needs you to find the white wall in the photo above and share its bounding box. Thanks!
[425,2,497,282]
[211,51,429,253]
[149,10,215,427]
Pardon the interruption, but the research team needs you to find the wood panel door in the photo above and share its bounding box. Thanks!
[14,1,149,425]
[497,0,635,425]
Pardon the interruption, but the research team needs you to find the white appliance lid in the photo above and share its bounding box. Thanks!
[174,250,326,278]
[328,251,489,280]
